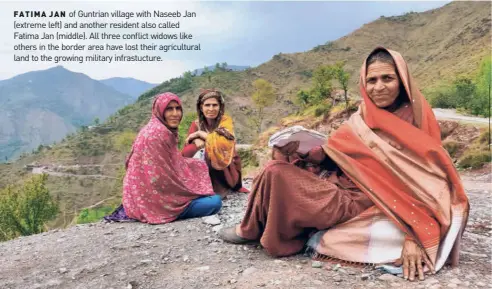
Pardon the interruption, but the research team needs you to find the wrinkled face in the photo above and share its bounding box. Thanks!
[163,100,182,128]
[365,61,401,108]
[201,98,220,120]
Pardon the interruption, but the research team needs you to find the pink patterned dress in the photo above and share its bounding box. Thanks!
[122,93,215,224]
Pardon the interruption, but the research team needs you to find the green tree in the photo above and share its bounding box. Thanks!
[93,117,100,125]
[178,112,198,149]
[296,89,311,108]
[113,130,137,153]
[0,174,59,241]
[311,65,335,105]
[251,79,276,133]
[221,62,228,69]
[333,61,350,107]
[453,77,475,109]
[471,56,491,117]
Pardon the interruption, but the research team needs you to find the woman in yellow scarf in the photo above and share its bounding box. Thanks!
[182,89,249,198]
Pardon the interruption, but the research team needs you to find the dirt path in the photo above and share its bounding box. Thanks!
[433,108,489,125]
[0,171,490,289]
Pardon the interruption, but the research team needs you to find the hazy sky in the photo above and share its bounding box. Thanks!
[0,1,450,83]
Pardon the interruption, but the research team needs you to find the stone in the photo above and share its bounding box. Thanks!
[311,261,323,268]
[242,267,257,276]
[274,260,287,266]
[361,273,372,281]
[59,268,68,274]
[196,266,210,271]
[202,216,221,226]
[447,284,457,288]
[425,278,440,285]
[140,259,151,265]
[449,278,461,285]
[378,274,400,282]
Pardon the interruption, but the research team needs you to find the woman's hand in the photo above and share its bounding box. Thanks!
[185,131,208,144]
[271,141,300,162]
[193,138,206,149]
[197,131,208,140]
[396,239,435,281]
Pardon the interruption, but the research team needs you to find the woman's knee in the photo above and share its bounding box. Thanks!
[211,194,223,212]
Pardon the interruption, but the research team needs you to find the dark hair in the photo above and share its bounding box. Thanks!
[366,49,409,105]
[367,49,396,67]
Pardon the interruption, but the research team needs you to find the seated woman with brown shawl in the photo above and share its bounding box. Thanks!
[220,48,469,282]
[182,89,249,198]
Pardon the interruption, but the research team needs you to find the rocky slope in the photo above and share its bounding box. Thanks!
[0,168,490,289]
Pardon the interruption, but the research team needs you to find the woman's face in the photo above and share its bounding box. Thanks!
[365,61,401,108]
[201,98,220,120]
[163,100,182,128]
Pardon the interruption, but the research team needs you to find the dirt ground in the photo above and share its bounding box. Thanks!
[0,167,491,289]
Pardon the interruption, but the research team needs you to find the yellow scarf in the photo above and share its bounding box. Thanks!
[205,114,235,170]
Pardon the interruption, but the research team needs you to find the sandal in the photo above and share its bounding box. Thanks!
[219,226,253,244]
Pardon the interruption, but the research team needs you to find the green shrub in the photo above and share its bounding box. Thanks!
[458,151,491,169]
[178,112,198,149]
[0,174,59,241]
[237,148,259,168]
[442,141,461,158]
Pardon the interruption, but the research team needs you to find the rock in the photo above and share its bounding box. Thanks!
[361,273,372,281]
[140,259,152,265]
[417,285,425,289]
[183,255,189,262]
[202,216,221,226]
[229,279,237,284]
[311,261,323,268]
[425,278,440,285]
[447,284,457,288]
[296,265,302,269]
[242,266,257,276]
[429,285,442,289]
[274,260,287,266]
[212,225,224,233]
[465,273,477,279]
[273,280,282,285]
[391,282,400,287]
[378,274,400,282]
[448,278,461,285]
[476,282,486,287]
[313,280,323,285]
[59,268,68,274]
[333,275,342,282]
[196,266,210,271]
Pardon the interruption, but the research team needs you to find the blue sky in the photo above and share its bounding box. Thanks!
[0,1,450,83]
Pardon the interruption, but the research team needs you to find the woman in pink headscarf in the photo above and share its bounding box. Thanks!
[118,92,222,224]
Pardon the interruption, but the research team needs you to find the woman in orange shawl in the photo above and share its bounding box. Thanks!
[220,48,469,282]
[182,89,249,198]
